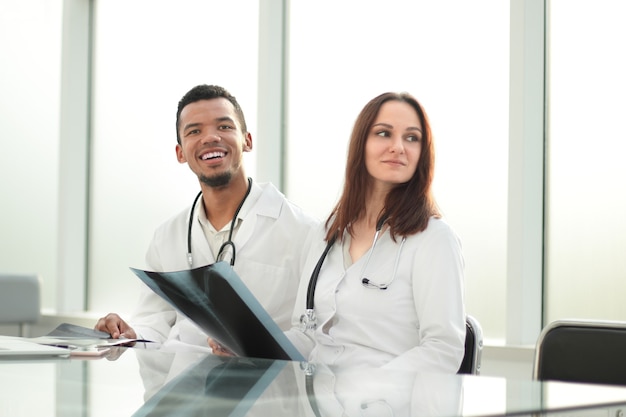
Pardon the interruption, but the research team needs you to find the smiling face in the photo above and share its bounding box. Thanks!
[365,100,422,189]
[175,98,252,188]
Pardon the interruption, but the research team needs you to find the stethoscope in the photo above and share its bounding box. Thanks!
[300,215,406,332]
[186,177,253,268]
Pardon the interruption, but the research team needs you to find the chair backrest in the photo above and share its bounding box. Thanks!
[533,319,626,386]
[0,273,41,336]
[458,315,483,375]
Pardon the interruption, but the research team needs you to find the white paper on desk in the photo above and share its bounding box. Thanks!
[130,261,304,361]
[45,322,112,339]
[31,322,154,348]
[0,335,71,357]
[28,336,150,349]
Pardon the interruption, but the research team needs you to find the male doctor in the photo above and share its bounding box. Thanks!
[95,84,318,350]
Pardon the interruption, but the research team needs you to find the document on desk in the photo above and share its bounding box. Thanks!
[0,335,71,358]
[27,323,153,350]
[130,261,304,361]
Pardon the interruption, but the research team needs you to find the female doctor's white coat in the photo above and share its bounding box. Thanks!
[130,181,319,351]
[287,217,466,372]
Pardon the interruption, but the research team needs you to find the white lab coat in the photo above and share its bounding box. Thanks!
[130,181,319,351]
[287,217,466,372]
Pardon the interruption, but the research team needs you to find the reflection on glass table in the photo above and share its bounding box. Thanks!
[2,346,626,417]
[133,349,626,417]
[0,346,147,417]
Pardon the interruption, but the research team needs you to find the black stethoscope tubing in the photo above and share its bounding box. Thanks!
[305,234,336,311]
[186,177,253,267]
[305,216,388,311]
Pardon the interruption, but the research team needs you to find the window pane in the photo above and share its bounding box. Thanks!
[0,0,62,310]
[89,0,259,313]
[546,0,626,322]
[287,0,510,341]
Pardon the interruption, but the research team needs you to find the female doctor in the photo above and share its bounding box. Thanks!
[286,92,466,372]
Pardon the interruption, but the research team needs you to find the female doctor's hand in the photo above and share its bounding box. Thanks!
[208,337,235,357]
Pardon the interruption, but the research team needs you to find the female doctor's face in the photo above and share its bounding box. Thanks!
[176,98,252,188]
[365,100,422,188]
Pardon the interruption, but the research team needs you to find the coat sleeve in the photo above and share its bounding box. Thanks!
[129,226,178,343]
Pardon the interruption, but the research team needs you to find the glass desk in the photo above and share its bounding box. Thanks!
[1,346,626,416]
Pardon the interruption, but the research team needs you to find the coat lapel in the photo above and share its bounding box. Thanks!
[232,182,283,254]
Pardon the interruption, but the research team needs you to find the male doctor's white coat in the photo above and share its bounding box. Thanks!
[130,181,319,351]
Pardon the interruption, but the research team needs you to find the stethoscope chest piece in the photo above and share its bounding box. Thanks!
[300,308,317,331]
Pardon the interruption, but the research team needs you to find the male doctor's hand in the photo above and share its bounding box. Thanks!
[95,313,137,340]
[208,337,235,357]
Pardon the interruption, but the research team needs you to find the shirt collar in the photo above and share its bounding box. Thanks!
[196,180,263,233]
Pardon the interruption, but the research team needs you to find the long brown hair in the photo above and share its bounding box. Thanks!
[325,92,440,242]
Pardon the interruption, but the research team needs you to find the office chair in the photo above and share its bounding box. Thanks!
[0,273,41,337]
[458,315,483,375]
[533,319,626,386]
